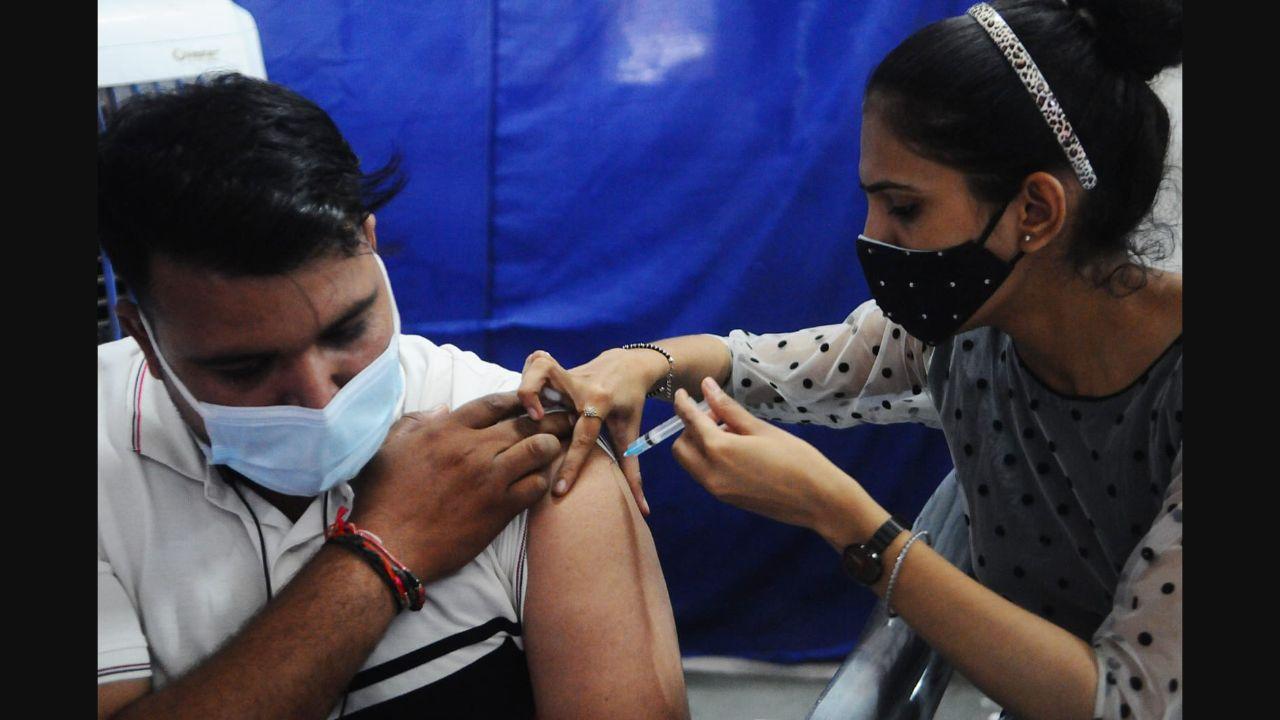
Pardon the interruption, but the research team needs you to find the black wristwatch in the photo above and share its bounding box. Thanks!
[841,516,909,586]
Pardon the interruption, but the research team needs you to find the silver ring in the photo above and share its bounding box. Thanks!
[581,405,602,419]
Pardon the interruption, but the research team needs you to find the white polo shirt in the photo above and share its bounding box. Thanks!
[98,334,540,717]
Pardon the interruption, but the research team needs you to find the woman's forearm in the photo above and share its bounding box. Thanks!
[637,334,734,401]
[820,478,1098,720]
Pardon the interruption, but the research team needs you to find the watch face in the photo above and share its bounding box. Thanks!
[842,547,883,586]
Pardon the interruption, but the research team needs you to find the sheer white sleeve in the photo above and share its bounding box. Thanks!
[718,299,940,429]
[1090,448,1182,719]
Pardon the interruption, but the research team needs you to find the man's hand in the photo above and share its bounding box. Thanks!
[350,392,574,581]
[100,392,571,720]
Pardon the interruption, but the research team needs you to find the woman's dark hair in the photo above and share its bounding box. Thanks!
[98,73,406,305]
[866,0,1182,291]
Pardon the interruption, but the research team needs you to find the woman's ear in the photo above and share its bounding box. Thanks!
[1016,171,1068,254]
[362,214,378,251]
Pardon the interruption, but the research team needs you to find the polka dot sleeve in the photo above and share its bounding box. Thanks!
[718,299,939,428]
[1090,448,1182,719]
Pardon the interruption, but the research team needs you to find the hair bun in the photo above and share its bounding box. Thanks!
[1069,0,1182,81]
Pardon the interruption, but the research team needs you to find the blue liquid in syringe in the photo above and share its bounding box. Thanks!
[623,400,711,457]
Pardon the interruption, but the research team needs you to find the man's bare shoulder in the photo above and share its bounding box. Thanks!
[522,443,689,719]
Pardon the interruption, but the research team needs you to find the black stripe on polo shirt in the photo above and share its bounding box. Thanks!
[347,617,522,692]
[343,636,534,719]
[99,662,150,678]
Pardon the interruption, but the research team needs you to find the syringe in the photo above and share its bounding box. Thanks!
[623,400,711,458]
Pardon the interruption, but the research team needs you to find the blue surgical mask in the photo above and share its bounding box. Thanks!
[138,256,405,496]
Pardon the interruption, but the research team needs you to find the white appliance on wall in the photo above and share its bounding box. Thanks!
[98,0,266,89]
[97,0,267,343]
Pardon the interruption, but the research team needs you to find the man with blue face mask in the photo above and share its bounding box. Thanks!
[97,74,688,719]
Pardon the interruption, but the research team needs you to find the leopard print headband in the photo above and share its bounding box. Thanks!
[967,3,1098,190]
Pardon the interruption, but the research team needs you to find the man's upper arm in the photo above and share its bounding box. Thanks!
[522,445,689,719]
[99,679,151,720]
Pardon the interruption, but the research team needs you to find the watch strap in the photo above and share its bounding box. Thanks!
[867,515,909,555]
[841,515,909,586]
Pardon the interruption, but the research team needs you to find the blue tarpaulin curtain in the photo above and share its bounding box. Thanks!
[238,0,968,662]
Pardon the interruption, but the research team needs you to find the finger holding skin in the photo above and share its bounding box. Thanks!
[612,413,650,516]
[518,351,567,420]
[493,432,565,483]
[452,391,527,429]
[505,468,554,512]
[553,413,606,496]
[516,376,545,421]
[383,405,449,442]
[496,411,576,448]
[534,410,575,439]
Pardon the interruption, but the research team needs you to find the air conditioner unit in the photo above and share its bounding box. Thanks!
[97,0,266,344]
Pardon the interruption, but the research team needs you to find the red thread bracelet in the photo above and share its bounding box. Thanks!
[326,507,426,612]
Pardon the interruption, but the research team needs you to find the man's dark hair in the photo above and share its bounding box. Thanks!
[98,73,406,305]
[866,0,1181,292]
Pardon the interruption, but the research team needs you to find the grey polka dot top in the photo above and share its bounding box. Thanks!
[719,299,1182,720]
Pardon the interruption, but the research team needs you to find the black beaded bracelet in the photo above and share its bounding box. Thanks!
[621,343,675,400]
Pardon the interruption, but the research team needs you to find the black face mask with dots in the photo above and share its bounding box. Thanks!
[855,204,1022,345]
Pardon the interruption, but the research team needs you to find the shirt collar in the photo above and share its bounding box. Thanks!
[129,353,210,484]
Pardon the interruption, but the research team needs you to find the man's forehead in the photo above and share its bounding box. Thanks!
[147,252,380,353]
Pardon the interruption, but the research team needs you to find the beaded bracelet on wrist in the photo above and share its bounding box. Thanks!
[621,342,675,401]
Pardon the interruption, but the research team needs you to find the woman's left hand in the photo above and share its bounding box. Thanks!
[671,377,865,537]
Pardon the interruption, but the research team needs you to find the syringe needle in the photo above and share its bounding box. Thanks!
[623,400,711,457]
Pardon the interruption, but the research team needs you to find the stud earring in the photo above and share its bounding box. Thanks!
[1023,234,1033,243]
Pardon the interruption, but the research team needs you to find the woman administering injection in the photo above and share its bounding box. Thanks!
[518,2,1181,719]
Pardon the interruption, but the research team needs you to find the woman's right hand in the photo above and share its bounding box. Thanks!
[517,347,670,515]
